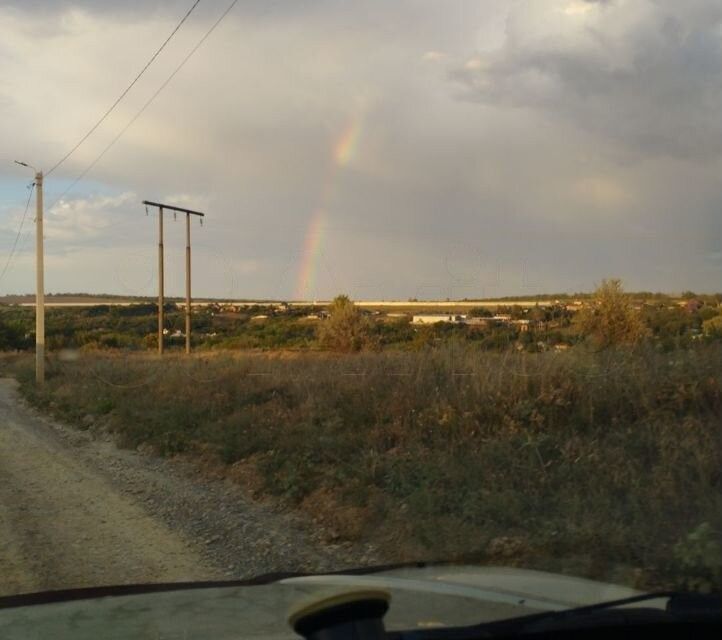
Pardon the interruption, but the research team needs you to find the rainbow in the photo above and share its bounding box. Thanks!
[333,118,362,167]
[294,114,363,300]
[295,207,326,301]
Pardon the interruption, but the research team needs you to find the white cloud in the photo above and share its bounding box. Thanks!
[422,50,447,62]
[45,192,137,244]
[562,1,597,17]
[571,176,633,210]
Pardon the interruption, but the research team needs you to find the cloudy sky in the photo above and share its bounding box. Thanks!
[1,0,720,299]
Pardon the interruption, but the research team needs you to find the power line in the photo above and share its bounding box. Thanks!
[47,0,239,211]
[0,182,35,284]
[45,0,203,177]
[14,222,37,266]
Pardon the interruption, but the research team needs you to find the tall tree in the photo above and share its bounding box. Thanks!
[317,295,374,352]
[578,279,648,349]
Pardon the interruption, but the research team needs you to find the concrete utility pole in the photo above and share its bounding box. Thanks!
[14,161,44,384]
[143,200,204,355]
[35,171,44,384]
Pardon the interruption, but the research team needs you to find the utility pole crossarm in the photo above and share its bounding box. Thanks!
[142,200,205,218]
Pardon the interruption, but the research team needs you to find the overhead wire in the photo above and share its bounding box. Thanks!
[47,0,240,212]
[0,182,36,284]
[4,0,240,297]
[45,0,203,177]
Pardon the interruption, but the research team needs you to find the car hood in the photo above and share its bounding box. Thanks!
[0,565,666,639]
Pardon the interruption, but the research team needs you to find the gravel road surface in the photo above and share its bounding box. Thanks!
[0,378,371,597]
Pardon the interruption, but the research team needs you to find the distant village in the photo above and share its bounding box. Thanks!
[200,294,720,336]
[0,291,720,352]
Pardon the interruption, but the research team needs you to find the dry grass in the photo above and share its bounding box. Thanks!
[6,344,722,591]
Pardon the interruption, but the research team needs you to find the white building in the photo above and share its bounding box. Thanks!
[412,314,466,325]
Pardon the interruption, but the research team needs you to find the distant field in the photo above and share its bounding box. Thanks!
[351,300,562,311]
[2,296,568,310]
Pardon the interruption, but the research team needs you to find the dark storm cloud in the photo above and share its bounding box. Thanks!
[452,0,722,160]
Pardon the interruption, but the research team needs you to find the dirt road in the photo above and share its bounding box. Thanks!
[0,378,363,597]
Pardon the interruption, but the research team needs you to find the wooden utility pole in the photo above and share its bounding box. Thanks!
[35,170,45,384]
[143,200,204,355]
[158,206,164,354]
[185,213,191,354]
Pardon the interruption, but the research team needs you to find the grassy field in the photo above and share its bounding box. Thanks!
[5,344,721,591]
